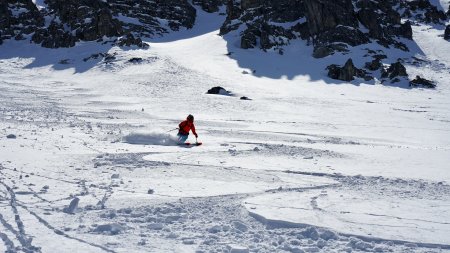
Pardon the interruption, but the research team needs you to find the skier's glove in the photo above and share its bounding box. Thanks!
[194,134,198,138]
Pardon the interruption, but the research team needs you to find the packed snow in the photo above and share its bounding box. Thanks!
[1,4,450,253]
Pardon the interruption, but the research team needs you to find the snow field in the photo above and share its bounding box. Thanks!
[1,5,450,253]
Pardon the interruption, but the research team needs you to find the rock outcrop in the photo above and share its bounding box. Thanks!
[445,25,450,40]
[219,0,427,57]
[381,61,408,80]
[0,0,44,42]
[327,59,370,82]
[410,76,435,88]
[193,0,225,13]
[1,0,197,48]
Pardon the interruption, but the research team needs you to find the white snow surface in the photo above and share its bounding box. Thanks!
[0,8,450,253]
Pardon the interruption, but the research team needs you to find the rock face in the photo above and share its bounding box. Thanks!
[0,0,44,42]
[1,0,197,48]
[193,0,225,13]
[304,0,357,35]
[445,25,450,40]
[219,0,446,57]
[402,0,447,23]
[327,59,368,82]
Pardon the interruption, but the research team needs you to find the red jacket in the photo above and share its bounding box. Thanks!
[178,120,197,136]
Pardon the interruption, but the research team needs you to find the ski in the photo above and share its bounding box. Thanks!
[182,142,202,146]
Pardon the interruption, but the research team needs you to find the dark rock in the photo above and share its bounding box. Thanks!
[128,57,143,63]
[365,58,382,71]
[240,96,251,100]
[103,53,116,63]
[403,0,447,23]
[382,61,408,79]
[304,0,358,35]
[32,22,77,48]
[410,75,436,88]
[327,58,367,82]
[399,21,413,40]
[313,46,334,58]
[193,0,224,13]
[314,26,370,47]
[373,54,387,60]
[313,43,348,58]
[147,189,155,194]
[445,25,450,40]
[207,86,231,95]
[0,0,44,43]
[6,134,16,139]
[241,30,257,49]
[116,34,149,48]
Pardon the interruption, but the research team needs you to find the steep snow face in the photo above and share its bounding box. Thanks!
[0,6,450,253]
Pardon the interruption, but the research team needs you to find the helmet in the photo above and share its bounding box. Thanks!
[187,114,194,122]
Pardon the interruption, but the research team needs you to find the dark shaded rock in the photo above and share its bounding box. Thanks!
[0,0,44,43]
[382,61,408,79]
[410,75,436,88]
[314,26,370,47]
[357,8,383,39]
[313,46,334,58]
[221,0,305,50]
[403,0,447,23]
[193,0,224,13]
[83,53,106,62]
[365,58,382,71]
[373,54,387,60]
[399,21,413,40]
[116,34,149,48]
[240,96,252,100]
[241,30,257,49]
[445,25,450,40]
[313,43,348,58]
[6,134,16,139]
[128,57,143,63]
[304,0,358,35]
[32,22,77,48]
[207,86,231,95]
[103,53,116,63]
[327,59,367,82]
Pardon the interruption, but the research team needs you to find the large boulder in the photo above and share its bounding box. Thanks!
[410,75,436,88]
[445,25,450,40]
[327,59,367,82]
[207,86,232,95]
[382,61,408,79]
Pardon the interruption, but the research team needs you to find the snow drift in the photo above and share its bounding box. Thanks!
[123,131,179,146]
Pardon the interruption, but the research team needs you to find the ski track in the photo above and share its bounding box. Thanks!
[1,25,450,253]
[1,75,450,253]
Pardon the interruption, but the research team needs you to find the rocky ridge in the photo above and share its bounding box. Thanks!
[1,0,200,48]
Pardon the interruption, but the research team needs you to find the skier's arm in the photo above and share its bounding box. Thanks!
[191,124,198,138]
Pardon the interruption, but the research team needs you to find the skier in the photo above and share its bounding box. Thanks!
[177,114,198,144]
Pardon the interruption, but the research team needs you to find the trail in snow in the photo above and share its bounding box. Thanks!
[0,6,450,253]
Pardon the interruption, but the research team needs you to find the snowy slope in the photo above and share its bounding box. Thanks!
[1,5,450,253]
